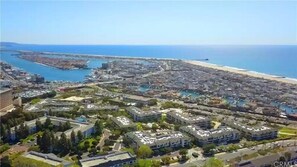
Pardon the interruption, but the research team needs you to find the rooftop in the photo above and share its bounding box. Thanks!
[23,151,72,166]
[113,116,134,126]
[79,151,135,167]
[181,125,238,139]
[127,106,160,116]
[127,130,187,145]
[168,110,208,122]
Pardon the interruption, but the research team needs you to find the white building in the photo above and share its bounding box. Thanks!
[126,106,161,122]
[10,116,94,141]
[223,120,278,141]
[125,130,191,150]
[166,110,211,129]
[180,125,240,146]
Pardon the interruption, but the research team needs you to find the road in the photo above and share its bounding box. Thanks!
[170,139,297,167]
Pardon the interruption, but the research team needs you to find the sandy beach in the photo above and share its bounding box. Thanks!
[185,60,297,85]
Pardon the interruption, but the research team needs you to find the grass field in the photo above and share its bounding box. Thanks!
[279,127,297,135]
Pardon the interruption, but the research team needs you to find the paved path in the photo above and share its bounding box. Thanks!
[96,129,111,150]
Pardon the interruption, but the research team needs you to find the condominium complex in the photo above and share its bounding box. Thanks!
[79,151,136,167]
[111,116,136,131]
[10,116,95,141]
[223,120,278,140]
[125,130,191,150]
[126,106,161,122]
[0,88,13,112]
[22,151,72,167]
[166,110,211,129]
[180,125,240,146]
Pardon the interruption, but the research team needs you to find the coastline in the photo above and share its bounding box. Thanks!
[185,60,297,85]
[2,49,297,85]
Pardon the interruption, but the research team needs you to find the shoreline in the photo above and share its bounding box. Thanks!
[185,60,297,85]
[2,49,297,85]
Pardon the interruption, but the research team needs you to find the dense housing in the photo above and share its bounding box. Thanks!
[10,116,95,141]
[223,120,278,140]
[166,110,211,129]
[79,151,136,167]
[126,106,161,122]
[180,125,240,146]
[125,130,191,150]
[111,116,136,131]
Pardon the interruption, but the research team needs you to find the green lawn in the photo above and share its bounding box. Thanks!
[21,131,43,144]
[78,138,97,150]
[279,127,297,135]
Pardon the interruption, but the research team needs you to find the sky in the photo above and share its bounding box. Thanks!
[1,1,296,45]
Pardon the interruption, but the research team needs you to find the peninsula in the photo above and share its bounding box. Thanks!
[18,52,88,70]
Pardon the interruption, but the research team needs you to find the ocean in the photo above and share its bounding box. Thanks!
[1,44,297,81]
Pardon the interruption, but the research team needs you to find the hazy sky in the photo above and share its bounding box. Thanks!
[1,1,296,45]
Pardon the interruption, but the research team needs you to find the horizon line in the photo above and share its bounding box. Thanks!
[1,41,297,46]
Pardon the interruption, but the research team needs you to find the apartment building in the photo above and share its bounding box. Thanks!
[0,88,13,112]
[22,151,72,167]
[223,120,278,141]
[111,116,136,131]
[79,151,136,167]
[166,110,211,129]
[126,106,161,122]
[180,125,240,146]
[10,116,94,141]
[125,130,191,150]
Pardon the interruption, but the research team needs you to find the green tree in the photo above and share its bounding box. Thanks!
[148,99,158,106]
[44,117,51,129]
[152,160,161,167]
[179,149,188,161]
[202,144,216,155]
[95,120,104,135]
[63,121,71,131]
[84,140,90,150]
[1,124,7,142]
[135,159,152,167]
[37,134,42,146]
[71,130,76,144]
[137,145,153,158]
[58,122,63,131]
[202,158,224,167]
[161,156,171,165]
[77,130,83,141]
[59,133,68,152]
[152,123,158,132]
[40,130,52,153]
[36,120,43,131]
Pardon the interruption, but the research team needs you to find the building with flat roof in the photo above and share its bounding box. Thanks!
[166,110,211,129]
[111,116,136,131]
[10,116,94,141]
[79,151,136,167]
[180,125,240,146]
[123,94,152,106]
[126,106,161,122]
[223,120,277,141]
[125,130,191,150]
[22,151,72,167]
[0,88,13,112]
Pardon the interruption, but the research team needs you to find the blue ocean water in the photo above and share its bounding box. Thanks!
[1,44,297,81]
[0,51,106,81]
